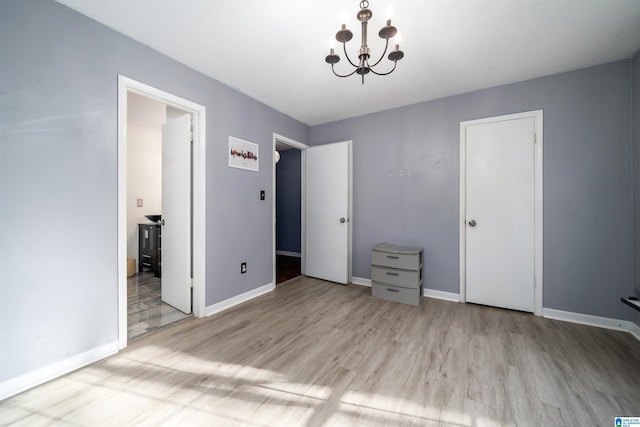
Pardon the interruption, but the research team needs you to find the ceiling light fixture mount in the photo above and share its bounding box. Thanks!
[325,0,404,85]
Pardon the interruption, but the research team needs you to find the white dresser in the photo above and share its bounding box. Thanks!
[371,243,424,305]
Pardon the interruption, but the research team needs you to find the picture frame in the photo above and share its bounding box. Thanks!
[228,136,259,172]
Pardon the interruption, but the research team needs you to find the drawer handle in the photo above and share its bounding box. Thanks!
[142,254,151,259]
[386,255,399,259]
[386,272,399,276]
[142,262,151,267]
[386,288,399,293]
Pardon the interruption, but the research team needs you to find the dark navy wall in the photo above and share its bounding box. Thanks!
[276,149,302,254]
[0,0,307,383]
[310,61,633,321]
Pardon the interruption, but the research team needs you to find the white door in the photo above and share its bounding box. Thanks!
[161,113,192,314]
[465,117,535,312]
[305,141,351,284]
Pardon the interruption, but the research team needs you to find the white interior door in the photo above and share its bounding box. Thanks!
[305,141,351,284]
[465,117,535,312]
[161,113,192,314]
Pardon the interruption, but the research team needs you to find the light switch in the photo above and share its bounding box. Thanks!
[137,198,143,207]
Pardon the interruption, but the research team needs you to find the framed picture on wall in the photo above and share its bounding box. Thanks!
[229,136,259,172]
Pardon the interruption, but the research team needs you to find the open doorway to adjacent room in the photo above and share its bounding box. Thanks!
[125,93,192,339]
[273,134,309,285]
[118,76,207,349]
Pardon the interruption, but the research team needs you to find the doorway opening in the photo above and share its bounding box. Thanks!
[117,76,207,349]
[272,134,309,286]
[125,94,191,339]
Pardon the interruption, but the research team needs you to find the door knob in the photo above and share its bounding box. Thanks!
[340,218,346,223]
[468,220,476,227]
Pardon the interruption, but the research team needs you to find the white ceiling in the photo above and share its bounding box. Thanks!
[56,0,640,126]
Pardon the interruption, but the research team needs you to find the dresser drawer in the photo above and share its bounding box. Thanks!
[372,282,422,305]
[371,246,422,270]
[140,261,154,269]
[371,265,422,288]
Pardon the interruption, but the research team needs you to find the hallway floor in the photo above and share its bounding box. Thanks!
[128,272,191,340]
[276,254,301,284]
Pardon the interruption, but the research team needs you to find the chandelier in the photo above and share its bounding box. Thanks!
[325,1,404,85]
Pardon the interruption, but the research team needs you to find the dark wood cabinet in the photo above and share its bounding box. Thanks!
[139,223,161,277]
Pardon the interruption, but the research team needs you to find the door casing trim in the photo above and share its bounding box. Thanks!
[459,110,543,316]
[117,75,207,349]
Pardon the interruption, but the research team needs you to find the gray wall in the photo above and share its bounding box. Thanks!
[276,149,302,254]
[633,49,640,327]
[310,61,633,321]
[1,0,637,392]
[0,0,307,382]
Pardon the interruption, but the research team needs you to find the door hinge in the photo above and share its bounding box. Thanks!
[533,276,536,288]
[533,132,537,144]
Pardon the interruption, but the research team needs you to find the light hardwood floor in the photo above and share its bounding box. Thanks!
[2,277,639,426]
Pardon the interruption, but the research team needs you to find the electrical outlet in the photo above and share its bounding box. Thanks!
[241,262,247,274]
[137,198,143,207]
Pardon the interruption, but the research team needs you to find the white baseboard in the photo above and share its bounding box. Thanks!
[205,282,275,317]
[1,282,274,401]
[276,250,301,258]
[4,290,637,403]
[351,277,460,302]
[543,308,640,341]
[0,340,119,401]
[351,276,371,287]
[423,288,460,302]
[353,281,639,341]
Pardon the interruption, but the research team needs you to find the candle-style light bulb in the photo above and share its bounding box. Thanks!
[386,5,394,20]
[395,31,402,49]
[340,10,349,26]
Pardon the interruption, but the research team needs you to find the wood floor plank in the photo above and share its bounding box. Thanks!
[1,276,639,426]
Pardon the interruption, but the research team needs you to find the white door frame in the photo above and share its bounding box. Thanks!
[272,133,310,286]
[117,75,207,349]
[459,110,543,316]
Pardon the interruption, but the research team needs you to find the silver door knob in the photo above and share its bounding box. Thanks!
[468,220,476,227]
[340,218,346,223]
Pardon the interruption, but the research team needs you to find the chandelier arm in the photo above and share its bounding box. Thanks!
[331,64,359,78]
[368,38,390,68]
[367,60,398,76]
[342,42,360,68]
